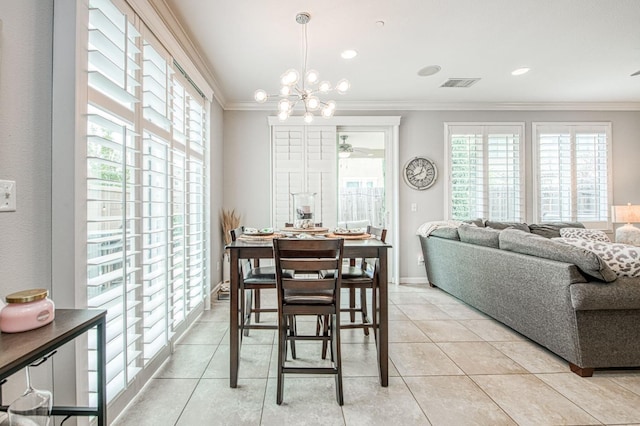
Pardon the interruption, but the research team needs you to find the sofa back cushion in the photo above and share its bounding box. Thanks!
[528,222,585,239]
[458,224,501,248]
[429,227,460,240]
[485,221,531,233]
[499,229,617,282]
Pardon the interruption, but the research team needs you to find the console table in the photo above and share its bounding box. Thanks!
[0,309,107,425]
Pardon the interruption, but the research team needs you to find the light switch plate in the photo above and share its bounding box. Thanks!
[0,180,16,212]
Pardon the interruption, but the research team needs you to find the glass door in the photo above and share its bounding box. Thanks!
[336,130,387,230]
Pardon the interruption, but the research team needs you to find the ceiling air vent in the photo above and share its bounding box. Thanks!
[440,78,480,88]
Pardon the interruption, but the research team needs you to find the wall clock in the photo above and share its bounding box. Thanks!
[403,156,438,190]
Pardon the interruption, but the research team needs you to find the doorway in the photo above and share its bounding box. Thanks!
[336,130,387,230]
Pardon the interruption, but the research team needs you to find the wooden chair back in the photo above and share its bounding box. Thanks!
[273,238,344,312]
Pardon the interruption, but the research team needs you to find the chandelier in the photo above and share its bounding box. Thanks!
[254,12,350,123]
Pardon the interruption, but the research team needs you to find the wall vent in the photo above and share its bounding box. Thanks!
[440,78,481,88]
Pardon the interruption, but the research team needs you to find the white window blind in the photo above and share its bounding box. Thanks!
[86,0,209,404]
[533,123,611,226]
[446,124,524,222]
[271,126,337,228]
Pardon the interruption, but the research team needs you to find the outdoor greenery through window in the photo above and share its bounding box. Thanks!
[445,124,525,222]
[533,123,611,227]
[86,0,209,404]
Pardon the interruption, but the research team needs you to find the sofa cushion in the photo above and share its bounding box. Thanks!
[499,229,617,282]
[559,227,610,242]
[430,227,460,240]
[458,224,500,248]
[485,221,531,233]
[464,218,486,227]
[554,238,640,278]
[529,222,586,239]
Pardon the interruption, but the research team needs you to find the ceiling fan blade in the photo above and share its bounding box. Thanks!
[632,70,640,77]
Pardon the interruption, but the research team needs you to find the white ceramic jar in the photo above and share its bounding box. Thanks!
[0,289,55,333]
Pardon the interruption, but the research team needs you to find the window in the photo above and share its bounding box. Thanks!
[86,0,209,404]
[445,124,525,222]
[533,123,611,227]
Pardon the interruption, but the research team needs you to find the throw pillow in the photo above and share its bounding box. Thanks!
[458,224,500,248]
[559,227,611,242]
[554,238,640,278]
[529,222,586,239]
[499,229,617,282]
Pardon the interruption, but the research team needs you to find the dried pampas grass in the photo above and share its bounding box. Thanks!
[221,209,241,245]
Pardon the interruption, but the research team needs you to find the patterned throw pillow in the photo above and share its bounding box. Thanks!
[559,227,611,242]
[554,238,640,277]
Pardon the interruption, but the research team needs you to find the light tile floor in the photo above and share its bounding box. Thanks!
[111,284,640,426]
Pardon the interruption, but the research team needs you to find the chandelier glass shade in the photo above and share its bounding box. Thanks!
[254,12,350,123]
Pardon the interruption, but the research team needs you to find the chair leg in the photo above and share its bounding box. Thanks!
[360,288,370,336]
[288,315,297,360]
[243,289,253,337]
[322,315,330,360]
[349,288,356,322]
[277,316,287,405]
[332,314,344,405]
[254,289,261,323]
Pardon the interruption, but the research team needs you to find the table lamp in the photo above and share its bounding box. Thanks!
[611,203,640,246]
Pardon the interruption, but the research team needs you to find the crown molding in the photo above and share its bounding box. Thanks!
[145,0,227,107]
[227,100,640,112]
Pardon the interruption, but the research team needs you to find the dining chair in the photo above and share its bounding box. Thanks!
[321,225,387,341]
[230,226,280,336]
[273,237,345,405]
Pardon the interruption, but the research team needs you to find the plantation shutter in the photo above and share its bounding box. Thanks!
[271,125,337,228]
[85,0,209,405]
[534,123,610,226]
[447,124,524,222]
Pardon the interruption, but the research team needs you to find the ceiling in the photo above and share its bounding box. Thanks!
[161,0,640,110]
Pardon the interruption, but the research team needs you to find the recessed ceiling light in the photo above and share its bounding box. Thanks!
[417,65,441,77]
[511,67,530,76]
[341,50,358,59]
[375,20,385,27]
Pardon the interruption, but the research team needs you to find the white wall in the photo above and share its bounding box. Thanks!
[223,109,640,281]
[0,0,54,400]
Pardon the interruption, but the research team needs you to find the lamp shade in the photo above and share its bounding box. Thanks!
[611,204,640,224]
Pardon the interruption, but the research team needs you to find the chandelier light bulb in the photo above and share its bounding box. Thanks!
[326,100,336,111]
[318,81,331,93]
[306,96,320,110]
[303,112,314,123]
[305,69,320,84]
[336,79,350,94]
[321,106,334,118]
[278,99,291,112]
[280,69,300,86]
[278,110,289,121]
[280,86,291,96]
[254,89,267,103]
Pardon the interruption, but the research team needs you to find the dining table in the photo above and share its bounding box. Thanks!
[226,234,391,388]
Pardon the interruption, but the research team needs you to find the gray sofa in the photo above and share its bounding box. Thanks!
[419,224,640,376]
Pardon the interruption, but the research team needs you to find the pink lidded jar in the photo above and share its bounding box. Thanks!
[0,288,55,333]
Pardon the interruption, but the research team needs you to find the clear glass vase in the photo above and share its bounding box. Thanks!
[8,366,52,426]
[292,192,316,229]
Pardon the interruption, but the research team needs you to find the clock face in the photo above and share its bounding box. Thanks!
[403,157,437,190]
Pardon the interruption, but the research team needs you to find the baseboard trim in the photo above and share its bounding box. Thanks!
[399,277,430,285]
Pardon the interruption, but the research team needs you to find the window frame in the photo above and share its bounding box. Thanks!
[532,122,613,229]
